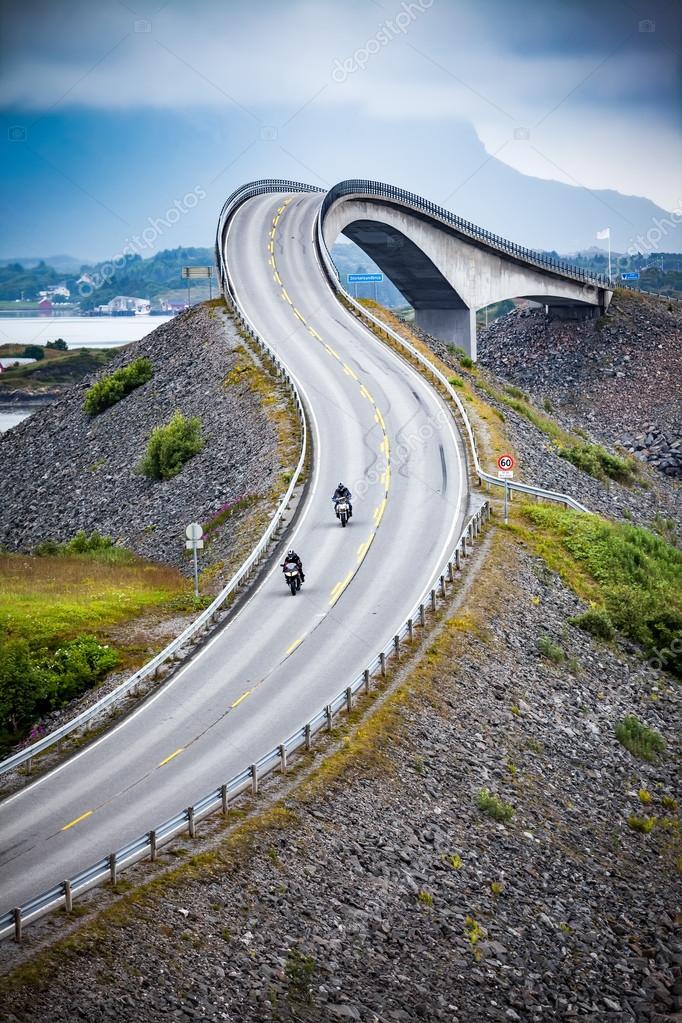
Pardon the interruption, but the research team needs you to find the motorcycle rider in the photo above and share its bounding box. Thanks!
[282,548,304,583]
[332,481,353,518]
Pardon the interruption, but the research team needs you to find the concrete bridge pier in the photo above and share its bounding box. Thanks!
[414,307,477,360]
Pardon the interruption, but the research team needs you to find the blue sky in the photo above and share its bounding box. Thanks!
[1,0,680,260]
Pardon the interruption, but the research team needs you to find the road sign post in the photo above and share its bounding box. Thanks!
[181,267,215,305]
[497,455,516,524]
[185,522,204,597]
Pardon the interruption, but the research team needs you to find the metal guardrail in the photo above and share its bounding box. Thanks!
[0,496,489,941]
[0,177,592,940]
[320,179,611,291]
[0,187,317,781]
[313,205,591,514]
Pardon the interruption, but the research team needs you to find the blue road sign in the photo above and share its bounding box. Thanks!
[347,273,384,283]
[621,272,640,281]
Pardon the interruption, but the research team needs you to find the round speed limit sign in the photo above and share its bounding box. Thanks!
[497,454,515,471]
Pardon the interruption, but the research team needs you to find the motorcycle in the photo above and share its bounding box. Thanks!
[335,499,350,528]
[282,559,302,596]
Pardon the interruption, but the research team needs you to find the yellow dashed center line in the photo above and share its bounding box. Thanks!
[61,810,93,832]
[343,362,358,380]
[281,288,293,305]
[159,747,184,767]
[374,497,387,526]
[325,343,340,360]
[308,326,322,341]
[231,690,251,709]
[293,308,306,323]
[274,270,282,285]
[330,569,354,605]
[286,637,304,655]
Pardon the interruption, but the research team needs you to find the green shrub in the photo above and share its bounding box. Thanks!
[83,357,153,416]
[476,787,514,822]
[460,354,474,369]
[24,344,45,361]
[615,715,665,762]
[537,634,565,663]
[505,385,527,401]
[448,376,465,388]
[34,532,135,564]
[556,442,637,484]
[46,338,68,351]
[65,530,114,554]
[520,506,682,677]
[37,635,119,707]
[627,815,655,834]
[139,411,205,480]
[570,607,615,640]
[0,638,38,733]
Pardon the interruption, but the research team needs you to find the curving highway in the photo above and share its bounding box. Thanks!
[0,189,469,918]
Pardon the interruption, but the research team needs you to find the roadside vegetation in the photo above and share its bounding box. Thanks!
[516,504,682,677]
[0,538,189,754]
[138,410,205,480]
[83,356,153,415]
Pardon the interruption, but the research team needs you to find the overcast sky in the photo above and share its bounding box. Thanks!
[1,0,680,260]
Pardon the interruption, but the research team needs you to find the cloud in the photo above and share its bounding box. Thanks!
[1,0,679,208]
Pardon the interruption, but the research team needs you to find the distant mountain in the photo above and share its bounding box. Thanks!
[0,255,87,273]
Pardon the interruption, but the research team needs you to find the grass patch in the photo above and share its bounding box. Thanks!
[556,442,638,484]
[516,505,682,677]
[476,787,514,822]
[83,357,153,416]
[615,715,665,762]
[138,411,205,480]
[627,815,656,834]
[0,549,188,752]
[537,634,565,664]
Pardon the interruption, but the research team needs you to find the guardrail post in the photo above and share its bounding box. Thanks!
[363,668,371,693]
[109,852,117,886]
[419,604,425,627]
[455,548,461,570]
[187,806,197,838]
[13,907,21,942]
[461,537,467,559]
[221,784,228,815]
[448,561,454,583]
[440,575,446,597]
[379,652,386,677]
[345,687,353,712]
[325,705,333,732]
[393,635,400,660]
[430,589,437,611]
[25,757,31,776]
[149,830,157,862]
[304,723,312,750]
[250,764,259,796]
[279,744,287,774]
[63,879,72,913]
[407,619,414,643]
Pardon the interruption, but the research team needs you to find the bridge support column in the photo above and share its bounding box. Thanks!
[414,307,477,361]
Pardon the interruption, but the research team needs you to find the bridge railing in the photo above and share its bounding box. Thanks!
[320,179,611,291]
[0,184,319,782]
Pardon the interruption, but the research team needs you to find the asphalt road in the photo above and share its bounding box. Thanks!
[0,190,469,915]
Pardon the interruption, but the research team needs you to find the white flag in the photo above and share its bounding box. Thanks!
[596,228,610,240]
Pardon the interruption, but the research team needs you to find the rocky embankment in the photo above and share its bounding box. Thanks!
[0,303,287,575]
[3,533,679,1022]
[477,292,682,479]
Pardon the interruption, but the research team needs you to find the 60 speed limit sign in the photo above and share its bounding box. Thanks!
[497,454,515,471]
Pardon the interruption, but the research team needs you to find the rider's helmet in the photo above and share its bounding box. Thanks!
[338,482,345,490]
[287,549,295,558]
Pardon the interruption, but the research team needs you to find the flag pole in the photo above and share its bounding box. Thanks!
[608,231,612,283]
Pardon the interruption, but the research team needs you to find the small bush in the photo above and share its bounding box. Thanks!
[557,442,637,484]
[24,344,45,361]
[476,787,514,822]
[543,398,553,412]
[570,607,615,641]
[46,338,68,351]
[285,949,315,1004]
[615,715,665,762]
[83,357,153,416]
[139,411,205,480]
[460,354,474,369]
[537,634,565,663]
[448,376,465,388]
[627,815,655,834]
[417,890,433,905]
[505,385,527,401]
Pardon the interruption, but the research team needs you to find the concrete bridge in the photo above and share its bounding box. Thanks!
[319,180,612,360]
